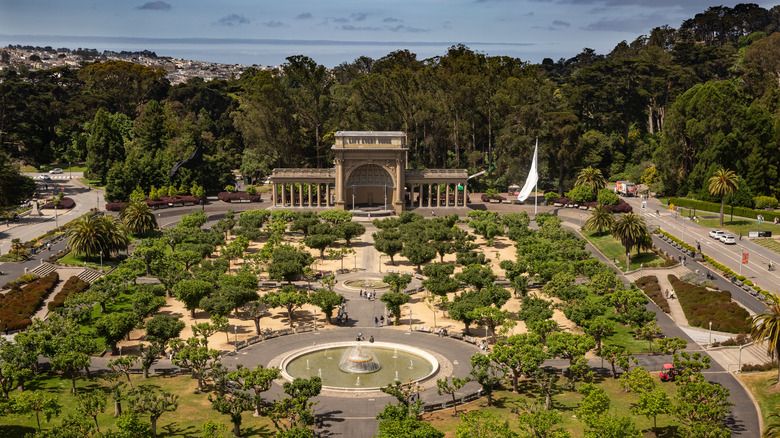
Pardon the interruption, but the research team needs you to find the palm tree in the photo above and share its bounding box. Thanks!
[584,205,615,236]
[751,291,780,386]
[575,166,607,198]
[611,212,649,269]
[708,168,739,227]
[120,199,157,236]
[764,406,780,438]
[66,215,128,261]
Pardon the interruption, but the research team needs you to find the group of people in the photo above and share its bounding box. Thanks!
[355,332,375,343]
[478,339,490,351]
[374,316,385,327]
[360,289,376,300]
[336,304,349,324]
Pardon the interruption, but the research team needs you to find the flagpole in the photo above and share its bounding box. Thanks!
[534,138,538,217]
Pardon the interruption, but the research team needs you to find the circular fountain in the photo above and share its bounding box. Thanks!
[339,343,381,374]
[342,278,389,289]
[280,341,439,391]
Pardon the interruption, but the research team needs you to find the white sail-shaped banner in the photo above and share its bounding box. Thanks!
[517,140,538,202]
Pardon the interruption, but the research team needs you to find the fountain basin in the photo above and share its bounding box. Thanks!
[280,342,438,391]
[342,279,389,289]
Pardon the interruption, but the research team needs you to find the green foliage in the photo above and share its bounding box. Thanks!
[669,274,751,333]
[380,292,411,324]
[597,189,619,206]
[566,185,596,203]
[754,196,779,209]
[668,197,780,222]
[383,273,413,293]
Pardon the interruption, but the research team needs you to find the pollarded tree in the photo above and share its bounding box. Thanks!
[120,199,158,236]
[107,355,139,390]
[305,233,336,259]
[373,229,404,265]
[268,245,314,283]
[489,333,546,393]
[170,337,221,393]
[708,168,739,227]
[129,384,179,436]
[14,390,61,431]
[145,314,185,353]
[455,264,496,291]
[243,301,269,335]
[380,292,411,325]
[436,376,470,415]
[611,213,649,269]
[334,221,366,246]
[76,392,107,433]
[95,312,140,356]
[262,285,309,327]
[632,387,671,436]
[401,241,437,272]
[468,353,502,407]
[584,205,615,236]
[383,273,412,294]
[751,291,780,385]
[308,288,343,324]
[227,364,281,417]
[547,332,596,390]
[575,166,607,198]
[422,263,460,297]
[210,392,254,438]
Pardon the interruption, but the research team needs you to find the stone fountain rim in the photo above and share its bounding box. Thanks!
[341,278,390,290]
[279,341,440,393]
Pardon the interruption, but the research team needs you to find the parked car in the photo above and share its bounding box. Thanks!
[722,234,736,245]
[38,174,51,180]
[709,230,725,239]
[48,168,63,174]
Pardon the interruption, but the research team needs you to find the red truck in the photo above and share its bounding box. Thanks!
[615,181,637,197]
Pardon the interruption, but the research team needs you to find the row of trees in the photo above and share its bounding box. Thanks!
[4,4,780,206]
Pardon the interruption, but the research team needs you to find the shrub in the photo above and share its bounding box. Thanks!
[668,197,780,222]
[566,185,595,203]
[604,199,633,213]
[741,361,778,372]
[41,197,75,209]
[754,196,779,209]
[668,275,751,334]
[597,189,619,206]
[545,192,558,204]
[246,185,257,195]
[3,273,40,290]
[225,185,236,193]
[0,272,59,330]
[48,276,90,311]
[105,202,125,212]
[218,192,262,203]
[635,275,670,313]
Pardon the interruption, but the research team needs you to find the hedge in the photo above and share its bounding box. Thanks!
[218,191,262,202]
[0,272,59,331]
[48,276,90,311]
[634,275,670,313]
[41,197,76,209]
[552,197,632,213]
[668,274,751,334]
[668,197,780,222]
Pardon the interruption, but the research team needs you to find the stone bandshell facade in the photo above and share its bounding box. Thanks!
[270,131,468,214]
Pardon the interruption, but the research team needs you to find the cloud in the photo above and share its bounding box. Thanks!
[296,13,313,20]
[387,25,429,33]
[582,12,667,32]
[351,13,368,21]
[262,21,284,28]
[551,20,570,27]
[218,14,250,27]
[332,17,349,23]
[383,17,402,23]
[341,25,381,31]
[137,1,171,11]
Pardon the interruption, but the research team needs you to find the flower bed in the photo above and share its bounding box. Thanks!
[0,272,59,330]
[106,195,203,212]
[552,197,632,213]
[41,197,76,209]
[668,274,751,334]
[634,275,670,313]
[47,275,90,311]
[218,191,262,203]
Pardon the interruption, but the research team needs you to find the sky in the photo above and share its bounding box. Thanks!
[1,0,779,67]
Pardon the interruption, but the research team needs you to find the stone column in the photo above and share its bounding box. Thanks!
[335,157,345,209]
[298,184,303,207]
[437,184,442,207]
[307,183,312,207]
[463,182,468,206]
[316,184,321,207]
[327,185,331,207]
[446,184,450,207]
[281,184,287,207]
[272,184,277,207]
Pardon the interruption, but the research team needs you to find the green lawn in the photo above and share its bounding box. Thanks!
[20,164,88,173]
[581,230,667,272]
[696,218,780,237]
[426,374,681,437]
[0,373,276,438]
[753,238,780,255]
[738,371,780,429]
[58,252,122,272]
[605,322,658,354]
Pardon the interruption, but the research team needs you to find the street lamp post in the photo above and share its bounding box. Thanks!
[351,186,356,211]
[738,344,744,373]
[384,185,387,211]
[68,161,71,180]
[54,205,58,229]
[408,308,413,332]
[354,254,357,270]
[313,307,317,332]
[708,321,712,346]
[234,326,238,352]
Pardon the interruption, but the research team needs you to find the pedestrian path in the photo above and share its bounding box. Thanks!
[626,266,691,325]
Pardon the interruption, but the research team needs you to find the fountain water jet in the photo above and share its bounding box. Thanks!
[339,343,381,374]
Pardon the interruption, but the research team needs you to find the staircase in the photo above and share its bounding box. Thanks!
[31,262,58,277]
[78,268,104,283]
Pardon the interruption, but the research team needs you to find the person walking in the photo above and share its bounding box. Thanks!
[380,316,385,327]
[374,317,378,327]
